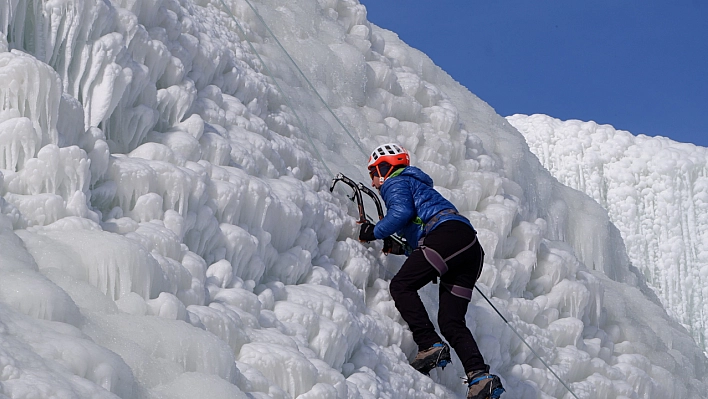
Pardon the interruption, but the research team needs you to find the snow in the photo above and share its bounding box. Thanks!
[0,0,705,398]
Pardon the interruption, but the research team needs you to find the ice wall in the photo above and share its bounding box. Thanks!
[509,113,708,353]
[0,0,705,398]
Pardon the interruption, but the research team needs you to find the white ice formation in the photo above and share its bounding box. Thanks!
[0,0,705,398]
[508,113,708,356]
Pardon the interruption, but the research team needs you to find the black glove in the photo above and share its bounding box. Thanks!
[359,222,376,242]
[383,237,406,255]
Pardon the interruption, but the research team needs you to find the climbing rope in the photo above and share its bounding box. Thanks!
[239,0,366,156]
[218,0,333,177]
[474,287,581,399]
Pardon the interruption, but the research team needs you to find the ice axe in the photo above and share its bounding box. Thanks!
[330,173,367,224]
[330,173,408,250]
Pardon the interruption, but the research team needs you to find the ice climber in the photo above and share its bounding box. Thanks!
[358,143,505,399]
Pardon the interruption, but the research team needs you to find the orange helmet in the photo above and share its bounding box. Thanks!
[367,143,409,179]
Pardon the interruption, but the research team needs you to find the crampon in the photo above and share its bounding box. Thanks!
[465,371,504,399]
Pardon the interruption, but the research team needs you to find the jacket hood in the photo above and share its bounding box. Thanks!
[398,166,433,187]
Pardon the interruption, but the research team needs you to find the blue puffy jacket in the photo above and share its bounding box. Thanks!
[373,166,473,248]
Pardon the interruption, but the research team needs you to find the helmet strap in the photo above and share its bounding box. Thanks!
[381,165,395,180]
[373,164,396,185]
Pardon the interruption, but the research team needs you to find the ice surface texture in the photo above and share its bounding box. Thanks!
[0,0,705,398]
[510,113,708,357]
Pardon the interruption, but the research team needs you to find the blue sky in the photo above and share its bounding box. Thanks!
[358,0,708,147]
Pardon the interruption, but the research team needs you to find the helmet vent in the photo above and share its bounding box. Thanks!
[368,143,409,168]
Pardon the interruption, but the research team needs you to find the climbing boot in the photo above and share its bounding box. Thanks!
[410,342,451,375]
[466,370,505,399]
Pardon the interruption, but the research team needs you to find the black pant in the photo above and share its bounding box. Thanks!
[389,220,488,374]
